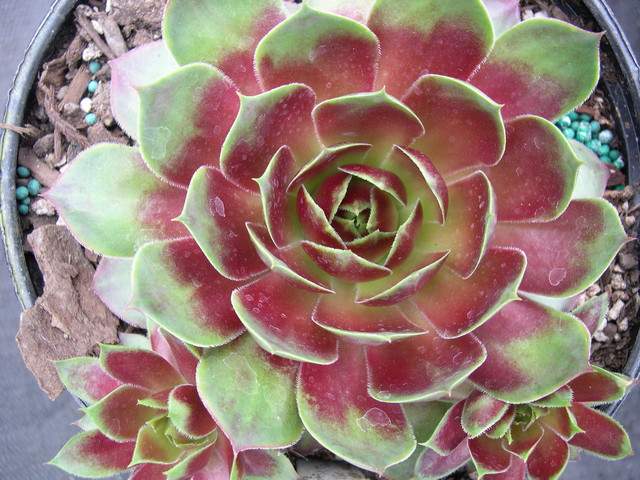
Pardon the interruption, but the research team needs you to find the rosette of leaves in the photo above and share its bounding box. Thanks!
[49,324,298,479]
[47,0,632,477]
[405,296,636,480]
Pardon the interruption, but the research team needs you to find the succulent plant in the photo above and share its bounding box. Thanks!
[414,296,635,480]
[49,323,298,479]
[46,0,634,478]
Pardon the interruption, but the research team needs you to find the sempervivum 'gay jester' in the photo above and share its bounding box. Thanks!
[413,297,635,480]
[49,324,298,479]
[46,0,632,476]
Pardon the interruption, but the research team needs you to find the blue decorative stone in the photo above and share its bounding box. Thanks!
[586,139,601,152]
[579,113,593,122]
[88,61,101,74]
[599,129,613,144]
[568,111,579,121]
[87,80,99,93]
[571,121,580,130]
[21,197,31,206]
[562,128,576,140]
[597,144,610,156]
[16,186,29,200]
[576,128,591,143]
[613,159,624,169]
[600,156,612,164]
[558,116,572,129]
[27,178,41,196]
[85,113,98,124]
[609,149,621,161]
[17,166,31,178]
[589,120,601,133]
[18,204,29,215]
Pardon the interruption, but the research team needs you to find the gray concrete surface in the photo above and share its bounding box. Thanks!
[0,1,638,479]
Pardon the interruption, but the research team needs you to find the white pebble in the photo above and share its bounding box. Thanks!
[593,331,609,342]
[82,44,102,62]
[608,299,625,321]
[80,97,93,113]
[32,198,56,216]
[91,20,104,35]
[618,317,629,332]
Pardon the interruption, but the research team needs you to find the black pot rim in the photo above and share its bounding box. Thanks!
[1,0,639,416]
[1,0,78,310]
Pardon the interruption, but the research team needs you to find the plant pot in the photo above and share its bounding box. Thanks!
[1,1,639,479]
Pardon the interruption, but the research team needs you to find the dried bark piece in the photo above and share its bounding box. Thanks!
[17,225,119,400]
[18,147,59,187]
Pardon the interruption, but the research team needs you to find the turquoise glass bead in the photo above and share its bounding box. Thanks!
[21,197,31,206]
[88,61,101,74]
[568,111,579,121]
[576,129,590,143]
[597,144,610,156]
[87,80,99,93]
[609,149,620,161]
[17,166,30,178]
[16,186,29,200]
[614,185,624,191]
[589,120,601,133]
[586,139,601,152]
[562,128,575,139]
[558,116,572,129]
[571,121,580,130]
[579,113,592,122]
[18,204,29,215]
[599,129,613,144]
[600,156,611,163]
[27,178,41,196]
[85,113,97,124]
[613,159,624,169]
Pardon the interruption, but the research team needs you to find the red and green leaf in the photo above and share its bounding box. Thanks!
[369,0,493,97]
[493,199,629,297]
[468,434,511,476]
[83,386,161,442]
[426,401,467,455]
[220,84,319,191]
[313,90,424,152]
[366,332,486,402]
[298,342,416,473]
[483,116,580,222]
[231,449,299,480]
[110,40,179,139]
[168,384,217,439]
[130,424,182,466]
[313,286,424,344]
[469,18,601,121]
[404,75,505,177]
[256,4,379,102]
[48,430,135,477]
[163,0,286,94]
[571,294,608,336]
[99,344,184,392]
[131,238,245,347]
[422,171,495,278]
[305,0,375,23]
[179,166,266,281]
[93,257,146,328]
[568,404,633,459]
[415,440,471,480]
[138,64,240,188]
[47,144,188,257]
[526,429,570,480]
[197,334,302,452]
[55,357,122,404]
[568,366,635,405]
[231,273,338,364]
[469,298,590,403]
[410,248,524,338]
[462,391,508,438]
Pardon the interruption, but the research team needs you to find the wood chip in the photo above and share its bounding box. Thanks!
[18,148,59,187]
[100,16,129,57]
[75,6,117,60]
[59,64,92,109]
[17,225,119,400]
